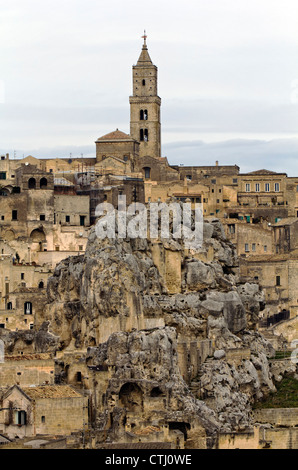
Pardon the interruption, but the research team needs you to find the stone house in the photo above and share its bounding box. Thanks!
[0,384,88,439]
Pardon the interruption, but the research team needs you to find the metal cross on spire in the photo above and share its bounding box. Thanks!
[142,30,147,46]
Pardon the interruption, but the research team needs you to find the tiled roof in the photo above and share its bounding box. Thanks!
[22,385,82,399]
[96,129,133,141]
[5,353,53,361]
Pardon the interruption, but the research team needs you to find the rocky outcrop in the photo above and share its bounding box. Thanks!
[41,212,281,444]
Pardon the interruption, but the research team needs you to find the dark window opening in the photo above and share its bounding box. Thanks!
[143,167,151,179]
[65,215,70,223]
[276,275,281,286]
[40,214,45,221]
[140,109,148,120]
[140,129,148,142]
[28,178,36,189]
[40,177,48,189]
[12,210,18,221]
[142,79,146,86]
[80,215,86,226]
[38,281,44,289]
[76,371,82,382]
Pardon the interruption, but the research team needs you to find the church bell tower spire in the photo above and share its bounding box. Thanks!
[129,33,161,159]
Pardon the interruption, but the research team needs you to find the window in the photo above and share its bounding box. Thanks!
[24,302,32,315]
[228,224,235,234]
[211,179,216,184]
[186,175,192,181]
[245,183,250,192]
[274,183,280,192]
[40,214,45,221]
[140,129,148,142]
[78,245,83,251]
[40,177,48,189]
[276,275,281,286]
[233,178,238,184]
[28,178,36,189]
[143,167,151,179]
[142,79,146,86]
[55,246,60,251]
[77,371,82,382]
[38,281,44,289]
[15,410,27,426]
[21,273,24,280]
[7,302,12,310]
[265,183,270,192]
[41,416,45,423]
[264,245,267,252]
[65,215,70,223]
[245,243,249,252]
[0,172,6,180]
[12,210,18,221]
[252,243,256,252]
[255,183,260,192]
[79,215,86,226]
[140,109,148,120]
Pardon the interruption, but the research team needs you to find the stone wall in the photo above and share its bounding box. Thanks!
[253,408,298,427]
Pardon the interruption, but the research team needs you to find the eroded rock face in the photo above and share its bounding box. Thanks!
[42,213,278,442]
[87,326,220,445]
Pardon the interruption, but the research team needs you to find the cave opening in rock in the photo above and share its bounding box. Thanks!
[168,422,190,440]
[119,382,143,412]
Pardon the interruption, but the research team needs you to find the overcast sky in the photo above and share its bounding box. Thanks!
[1,0,298,175]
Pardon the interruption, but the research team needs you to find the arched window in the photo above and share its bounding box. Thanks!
[140,129,148,142]
[40,177,48,189]
[24,302,32,315]
[38,281,44,289]
[140,109,148,121]
[28,178,36,189]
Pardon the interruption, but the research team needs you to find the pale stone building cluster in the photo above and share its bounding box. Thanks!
[0,35,297,449]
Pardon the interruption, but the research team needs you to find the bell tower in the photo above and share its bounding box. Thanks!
[129,33,161,159]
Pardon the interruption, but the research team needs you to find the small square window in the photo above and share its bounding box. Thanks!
[40,214,45,221]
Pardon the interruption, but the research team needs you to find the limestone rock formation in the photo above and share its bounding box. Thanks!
[39,212,283,445]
